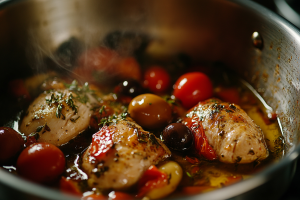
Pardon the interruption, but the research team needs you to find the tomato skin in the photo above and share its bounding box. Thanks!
[59,177,82,196]
[144,66,170,94]
[0,127,25,164]
[17,142,65,183]
[8,79,31,101]
[173,72,213,109]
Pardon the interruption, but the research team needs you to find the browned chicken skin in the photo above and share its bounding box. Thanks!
[183,98,269,164]
[82,117,171,190]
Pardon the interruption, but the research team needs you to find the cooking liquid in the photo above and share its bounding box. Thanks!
[1,71,284,197]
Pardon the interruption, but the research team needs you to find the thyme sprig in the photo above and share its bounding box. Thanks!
[45,91,78,119]
[98,111,128,126]
[65,80,94,104]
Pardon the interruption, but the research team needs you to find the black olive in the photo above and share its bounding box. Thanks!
[103,31,149,56]
[162,123,193,151]
[117,79,144,98]
[45,37,83,73]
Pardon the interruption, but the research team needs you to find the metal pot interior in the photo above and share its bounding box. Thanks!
[0,0,300,199]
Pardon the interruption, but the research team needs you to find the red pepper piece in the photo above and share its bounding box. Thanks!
[89,126,115,160]
[185,156,200,165]
[183,117,217,160]
[136,165,168,198]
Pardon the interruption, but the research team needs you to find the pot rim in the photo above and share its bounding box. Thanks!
[0,0,300,199]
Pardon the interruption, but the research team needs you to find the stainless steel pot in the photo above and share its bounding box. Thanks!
[1,0,300,199]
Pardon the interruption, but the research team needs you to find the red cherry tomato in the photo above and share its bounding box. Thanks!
[144,66,170,94]
[73,47,119,84]
[115,57,142,81]
[74,47,141,85]
[59,177,82,196]
[8,79,31,101]
[173,72,213,109]
[17,142,65,183]
[0,127,25,164]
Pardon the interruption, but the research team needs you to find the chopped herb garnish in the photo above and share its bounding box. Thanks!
[36,125,45,133]
[29,132,40,140]
[64,80,94,104]
[121,112,128,119]
[186,172,192,178]
[162,95,177,105]
[56,103,65,119]
[99,105,106,115]
[65,94,78,114]
[70,116,80,123]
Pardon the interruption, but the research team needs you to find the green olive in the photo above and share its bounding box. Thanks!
[146,161,183,199]
[128,94,172,129]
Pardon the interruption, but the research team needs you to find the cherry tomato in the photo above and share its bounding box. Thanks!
[8,79,31,101]
[59,177,82,196]
[143,66,170,94]
[73,47,119,84]
[74,48,141,85]
[0,127,25,164]
[173,72,213,109]
[115,57,142,81]
[17,142,65,183]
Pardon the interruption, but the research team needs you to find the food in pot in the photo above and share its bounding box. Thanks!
[182,98,269,163]
[19,88,97,146]
[82,118,171,190]
[0,35,284,199]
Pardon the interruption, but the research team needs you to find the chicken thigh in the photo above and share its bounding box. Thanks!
[182,98,269,164]
[20,89,96,146]
[82,117,171,190]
